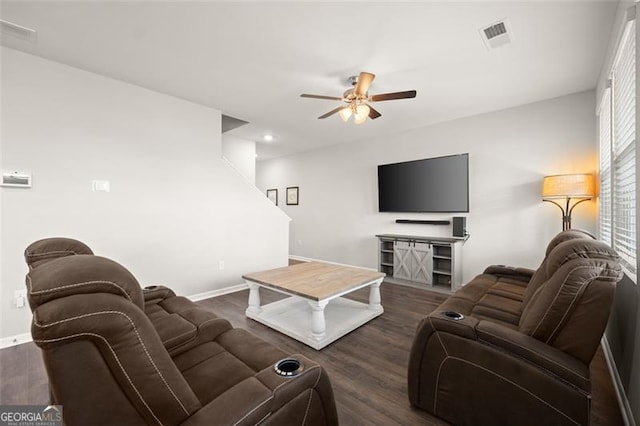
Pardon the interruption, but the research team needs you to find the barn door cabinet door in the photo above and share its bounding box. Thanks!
[411,242,433,284]
[393,241,413,280]
[393,241,433,284]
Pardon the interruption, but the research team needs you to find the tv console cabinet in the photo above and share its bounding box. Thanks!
[375,234,466,292]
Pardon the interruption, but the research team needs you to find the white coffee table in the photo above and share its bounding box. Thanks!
[242,261,385,350]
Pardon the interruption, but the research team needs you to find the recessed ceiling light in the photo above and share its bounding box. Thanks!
[263,134,274,142]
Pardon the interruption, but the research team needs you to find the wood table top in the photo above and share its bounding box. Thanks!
[242,261,385,301]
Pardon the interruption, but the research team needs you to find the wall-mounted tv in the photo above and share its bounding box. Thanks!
[377,153,469,213]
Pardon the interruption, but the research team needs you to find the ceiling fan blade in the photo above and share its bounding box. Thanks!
[301,94,343,101]
[354,72,375,96]
[370,90,417,102]
[318,105,348,119]
[368,105,382,119]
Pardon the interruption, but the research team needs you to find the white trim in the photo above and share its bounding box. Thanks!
[0,332,33,349]
[288,255,378,272]
[188,282,248,302]
[601,335,636,426]
[597,83,612,115]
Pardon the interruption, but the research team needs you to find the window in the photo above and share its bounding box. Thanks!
[598,16,636,275]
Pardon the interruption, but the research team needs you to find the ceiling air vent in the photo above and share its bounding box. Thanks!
[479,19,512,50]
[1,20,37,43]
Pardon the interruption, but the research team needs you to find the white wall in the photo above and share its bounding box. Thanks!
[257,90,597,282]
[0,47,290,339]
[222,134,256,184]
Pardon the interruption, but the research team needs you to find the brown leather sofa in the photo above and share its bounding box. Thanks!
[24,238,339,426]
[408,230,623,426]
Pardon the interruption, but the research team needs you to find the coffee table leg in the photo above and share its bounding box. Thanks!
[309,300,329,341]
[369,279,383,311]
[246,282,262,315]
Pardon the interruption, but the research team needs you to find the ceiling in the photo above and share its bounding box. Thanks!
[0,1,618,159]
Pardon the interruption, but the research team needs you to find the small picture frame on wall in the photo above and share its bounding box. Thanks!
[267,188,278,205]
[286,186,299,205]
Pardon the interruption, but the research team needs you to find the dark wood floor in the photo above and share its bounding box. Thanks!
[0,283,623,425]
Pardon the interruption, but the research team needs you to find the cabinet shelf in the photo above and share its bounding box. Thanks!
[432,255,451,260]
[433,270,452,276]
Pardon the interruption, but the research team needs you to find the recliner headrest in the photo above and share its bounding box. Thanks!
[521,230,596,307]
[544,229,595,257]
[26,254,144,310]
[545,238,619,277]
[25,237,93,269]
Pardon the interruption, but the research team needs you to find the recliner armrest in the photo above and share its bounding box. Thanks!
[408,310,592,425]
[142,285,176,303]
[181,355,338,426]
[166,315,233,356]
[483,265,535,282]
[476,321,590,391]
[415,311,590,391]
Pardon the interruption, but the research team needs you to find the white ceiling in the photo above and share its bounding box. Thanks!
[0,1,618,159]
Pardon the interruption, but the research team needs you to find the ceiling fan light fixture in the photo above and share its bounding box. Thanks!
[353,104,370,125]
[300,71,417,123]
[339,106,352,122]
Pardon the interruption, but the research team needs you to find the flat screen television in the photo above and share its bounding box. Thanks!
[377,153,469,213]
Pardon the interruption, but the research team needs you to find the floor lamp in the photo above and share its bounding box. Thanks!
[542,174,595,231]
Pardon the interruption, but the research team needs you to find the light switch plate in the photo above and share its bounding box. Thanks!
[92,180,110,192]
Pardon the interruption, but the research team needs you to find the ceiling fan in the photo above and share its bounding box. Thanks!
[300,72,417,124]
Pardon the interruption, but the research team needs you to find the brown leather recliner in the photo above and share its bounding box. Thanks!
[24,238,228,356]
[24,238,339,426]
[408,230,623,426]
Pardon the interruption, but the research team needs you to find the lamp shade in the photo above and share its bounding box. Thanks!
[542,174,595,199]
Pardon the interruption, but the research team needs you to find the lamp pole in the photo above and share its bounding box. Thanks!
[543,197,592,231]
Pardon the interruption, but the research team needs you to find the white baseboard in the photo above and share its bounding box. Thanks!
[602,335,636,426]
[289,255,378,271]
[188,282,249,302]
[0,332,33,349]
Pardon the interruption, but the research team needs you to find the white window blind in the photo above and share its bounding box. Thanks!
[599,88,612,246]
[603,17,637,274]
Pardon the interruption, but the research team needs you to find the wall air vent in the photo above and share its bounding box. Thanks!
[1,20,37,43]
[479,18,512,50]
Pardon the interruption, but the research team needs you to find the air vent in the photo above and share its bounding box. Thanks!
[1,20,37,43]
[479,18,512,50]
[484,22,506,40]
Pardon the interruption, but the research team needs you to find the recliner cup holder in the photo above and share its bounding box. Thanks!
[442,311,464,321]
[274,358,304,377]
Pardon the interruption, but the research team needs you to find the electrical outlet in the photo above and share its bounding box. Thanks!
[218,260,225,270]
[13,289,26,308]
